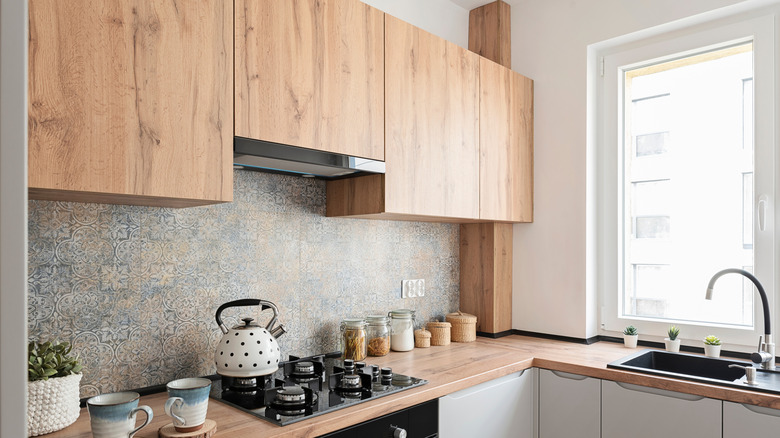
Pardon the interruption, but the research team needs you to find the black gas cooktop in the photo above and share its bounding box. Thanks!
[209,351,428,426]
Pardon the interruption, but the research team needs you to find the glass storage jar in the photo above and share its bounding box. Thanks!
[365,315,391,357]
[389,309,415,352]
[340,318,367,361]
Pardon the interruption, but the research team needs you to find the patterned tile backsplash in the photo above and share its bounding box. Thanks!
[28,170,459,398]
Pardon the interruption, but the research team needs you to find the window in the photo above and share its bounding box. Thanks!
[598,15,776,346]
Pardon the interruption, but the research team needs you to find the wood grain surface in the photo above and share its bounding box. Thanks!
[28,0,233,206]
[46,336,780,438]
[384,14,480,219]
[235,0,384,161]
[479,57,534,222]
[468,1,511,68]
[459,223,513,333]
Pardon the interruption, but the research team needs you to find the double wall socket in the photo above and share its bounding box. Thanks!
[402,279,425,298]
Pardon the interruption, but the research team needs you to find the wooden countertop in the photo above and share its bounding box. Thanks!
[46,336,780,438]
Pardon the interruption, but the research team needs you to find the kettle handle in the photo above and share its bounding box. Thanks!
[215,299,276,334]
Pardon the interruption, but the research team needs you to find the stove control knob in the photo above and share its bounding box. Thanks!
[388,425,407,438]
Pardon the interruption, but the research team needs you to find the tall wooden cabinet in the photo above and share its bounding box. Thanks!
[235,0,385,161]
[28,0,233,207]
[479,57,533,222]
[327,15,480,221]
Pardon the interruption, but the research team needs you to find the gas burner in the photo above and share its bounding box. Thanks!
[293,361,315,376]
[289,360,319,384]
[269,385,318,417]
[341,374,362,388]
[276,385,306,404]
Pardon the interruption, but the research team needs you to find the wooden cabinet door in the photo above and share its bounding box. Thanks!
[235,0,384,161]
[28,0,233,207]
[602,380,722,438]
[539,369,600,438]
[439,369,535,438]
[384,15,480,219]
[479,57,533,222]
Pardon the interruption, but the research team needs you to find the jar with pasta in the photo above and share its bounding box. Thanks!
[340,318,367,361]
[365,315,391,357]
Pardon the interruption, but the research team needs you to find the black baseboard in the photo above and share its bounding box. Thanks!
[476,329,515,338]
[512,329,600,345]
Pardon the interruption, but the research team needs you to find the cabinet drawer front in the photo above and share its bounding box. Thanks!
[439,370,534,438]
[602,380,721,438]
[724,401,780,436]
[539,369,599,438]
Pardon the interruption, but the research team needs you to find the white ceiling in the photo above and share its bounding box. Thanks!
[448,0,518,11]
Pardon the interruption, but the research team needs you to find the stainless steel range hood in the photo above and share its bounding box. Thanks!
[233,137,385,179]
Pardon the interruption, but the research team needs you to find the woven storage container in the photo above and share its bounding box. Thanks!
[446,311,477,342]
[414,329,431,348]
[27,373,82,436]
[426,321,451,346]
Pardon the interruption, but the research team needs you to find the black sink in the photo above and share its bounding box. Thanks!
[607,349,780,395]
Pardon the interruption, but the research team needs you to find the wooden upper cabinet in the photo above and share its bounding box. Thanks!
[235,0,384,161]
[28,0,233,207]
[479,58,533,222]
[327,15,480,221]
[385,15,480,219]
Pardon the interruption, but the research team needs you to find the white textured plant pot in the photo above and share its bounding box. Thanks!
[27,373,82,437]
[623,334,638,348]
[664,338,681,353]
[704,344,721,358]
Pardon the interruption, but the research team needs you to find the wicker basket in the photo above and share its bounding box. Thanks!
[414,329,431,348]
[426,321,451,346]
[446,311,477,342]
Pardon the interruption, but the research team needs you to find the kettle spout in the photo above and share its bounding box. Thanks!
[269,324,287,339]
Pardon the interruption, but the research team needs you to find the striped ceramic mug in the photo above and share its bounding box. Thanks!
[164,378,212,432]
[87,392,153,438]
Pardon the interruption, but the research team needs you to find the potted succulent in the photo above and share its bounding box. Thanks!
[703,335,722,358]
[27,340,83,436]
[623,325,639,348]
[664,325,681,353]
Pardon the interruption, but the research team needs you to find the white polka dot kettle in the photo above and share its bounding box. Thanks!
[214,299,287,378]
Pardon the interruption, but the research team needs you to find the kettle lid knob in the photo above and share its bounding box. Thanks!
[241,317,255,326]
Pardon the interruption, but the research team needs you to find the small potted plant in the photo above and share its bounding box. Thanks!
[623,325,639,348]
[703,335,722,358]
[27,340,83,436]
[665,325,681,353]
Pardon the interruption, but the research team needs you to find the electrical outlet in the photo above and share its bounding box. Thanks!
[402,279,425,298]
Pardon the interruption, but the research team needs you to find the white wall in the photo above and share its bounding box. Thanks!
[0,0,29,435]
[509,0,752,339]
[361,0,469,48]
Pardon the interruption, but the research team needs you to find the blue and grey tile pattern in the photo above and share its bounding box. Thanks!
[28,171,460,397]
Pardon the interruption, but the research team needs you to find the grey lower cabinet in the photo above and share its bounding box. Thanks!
[438,368,535,438]
[601,380,721,438]
[538,369,600,438]
[723,401,780,436]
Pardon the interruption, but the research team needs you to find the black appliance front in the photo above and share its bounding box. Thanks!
[317,399,438,438]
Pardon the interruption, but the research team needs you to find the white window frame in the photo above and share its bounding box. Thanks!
[596,13,777,348]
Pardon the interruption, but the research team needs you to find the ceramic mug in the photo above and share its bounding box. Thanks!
[164,377,212,432]
[87,391,153,438]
